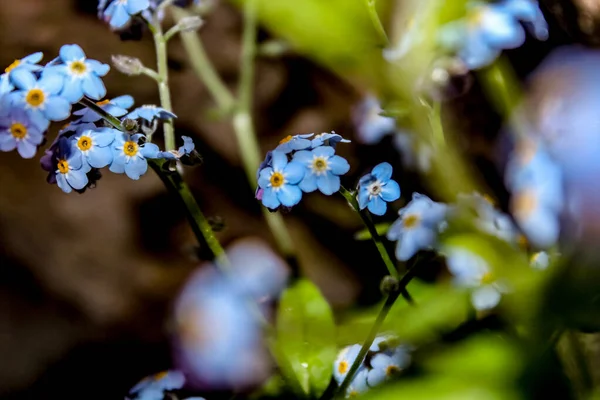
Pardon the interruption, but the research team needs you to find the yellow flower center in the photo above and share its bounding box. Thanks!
[57,159,69,174]
[348,390,359,398]
[338,361,349,374]
[513,190,537,219]
[279,135,293,144]
[69,60,87,76]
[26,88,45,107]
[481,271,494,285]
[153,371,169,381]
[270,171,285,188]
[77,136,92,151]
[96,99,110,106]
[10,122,27,139]
[5,59,20,74]
[123,141,138,157]
[482,194,496,206]
[386,365,400,376]
[312,156,328,174]
[403,214,420,229]
[517,234,528,249]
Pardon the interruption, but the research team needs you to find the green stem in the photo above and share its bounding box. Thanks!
[429,101,445,147]
[339,186,414,304]
[365,0,389,47]
[79,97,125,130]
[150,17,176,150]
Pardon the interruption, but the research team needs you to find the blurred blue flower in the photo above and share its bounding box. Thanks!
[530,251,550,270]
[0,99,46,158]
[0,52,43,94]
[72,127,117,169]
[275,133,313,154]
[102,0,151,29]
[8,69,70,131]
[44,44,110,103]
[126,370,185,400]
[392,131,433,173]
[257,150,305,209]
[157,135,195,160]
[333,344,363,384]
[109,133,160,180]
[457,192,518,244]
[346,369,369,397]
[72,94,134,123]
[366,348,411,387]
[293,146,350,195]
[357,162,401,216]
[52,137,91,193]
[352,96,396,145]
[387,193,447,261]
[127,105,177,122]
[440,0,548,69]
[310,131,351,149]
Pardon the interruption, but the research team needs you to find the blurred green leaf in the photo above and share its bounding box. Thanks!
[276,279,336,397]
[354,222,392,241]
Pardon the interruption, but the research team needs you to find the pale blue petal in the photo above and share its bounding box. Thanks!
[60,44,85,62]
[92,128,116,146]
[141,143,160,158]
[471,285,501,310]
[66,169,88,190]
[299,174,318,193]
[0,135,16,151]
[22,52,43,64]
[380,180,400,202]
[82,74,106,100]
[367,368,387,387]
[112,94,134,108]
[88,146,113,168]
[109,4,131,29]
[271,150,288,170]
[396,233,419,261]
[328,155,350,175]
[460,33,501,69]
[10,69,35,90]
[312,145,335,158]
[56,173,72,193]
[17,140,37,158]
[109,154,126,173]
[317,173,340,195]
[258,167,273,188]
[61,78,84,102]
[43,96,71,121]
[125,158,148,180]
[358,187,370,210]
[262,188,280,209]
[87,60,110,76]
[480,10,525,49]
[39,73,64,95]
[518,206,560,248]
[372,162,393,181]
[126,0,150,14]
[292,150,312,163]
[368,196,387,215]
[283,161,305,184]
[278,184,303,207]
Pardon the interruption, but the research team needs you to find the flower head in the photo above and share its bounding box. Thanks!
[0,99,46,158]
[456,192,518,244]
[293,146,350,195]
[101,0,151,30]
[257,150,305,209]
[352,96,396,145]
[333,344,363,384]
[1,52,44,95]
[44,44,110,103]
[157,135,196,160]
[72,127,117,169]
[51,137,91,193]
[275,133,313,154]
[126,370,185,400]
[357,162,401,216]
[109,133,160,180]
[72,94,134,123]
[311,131,351,149]
[387,193,447,261]
[126,105,177,122]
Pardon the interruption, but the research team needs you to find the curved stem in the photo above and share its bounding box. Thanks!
[79,97,124,130]
[429,101,445,148]
[365,0,389,47]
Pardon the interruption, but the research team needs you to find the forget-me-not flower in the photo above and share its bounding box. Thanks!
[310,131,351,149]
[1,52,44,95]
[293,146,350,195]
[333,344,363,384]
[8,69,70,131]
[110,133,160,180]
[346,369,369,398]
[352,96,396,145]
[44,44,110,103]
[0,100,45,158]
[257,150,305,209]
[275,133,313,154]
[387,193,447,261]
[126,370,185,400]
[126,105,176,122]
[52,137,91,193]
[457,192,518,244]
[72,94,134,123]
[102,0,151,29]
[357,162,401,216]
[157,135,195,160]
[72,127,117,169]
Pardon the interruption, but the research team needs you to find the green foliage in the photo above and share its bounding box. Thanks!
[276,279,337,398]
[354,223,391,241]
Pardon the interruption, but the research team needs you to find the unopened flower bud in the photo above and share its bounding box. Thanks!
[122,118,139,132]
[176,16,204,33]
[380,275,399,295]
[111,55,144,76]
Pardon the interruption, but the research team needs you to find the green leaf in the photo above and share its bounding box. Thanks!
[276,279,336,397]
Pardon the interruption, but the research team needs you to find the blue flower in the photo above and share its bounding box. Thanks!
[440,0,548,69]
[366,347,411,387]
[52,137,91,193]
[530,251,549,270]
[292,146,350,195]
[346,369,369,397]
[126,370,185,400]
[109,133,160,180]
[275,133,313,154]
[257,150,305,209]
[333,344,363,384]
[157,135,195,160]
[387,193,447,261]
[456,192,518,244]
[8,69,70,131]
[310,131,351,149]
[44,44,110,103]
[126,105,177,122]
[352,96,396,145]
[0,99,46,158]
[72,94,134,123]
[1,52,44,95]
[102,0,151,29]
[357,162,401,216]
[72,127,117,169]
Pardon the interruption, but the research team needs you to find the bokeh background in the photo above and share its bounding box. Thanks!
[0,0,597,398]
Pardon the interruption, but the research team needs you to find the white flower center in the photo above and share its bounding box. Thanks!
[310,155,329,176]
[367,179,383,197]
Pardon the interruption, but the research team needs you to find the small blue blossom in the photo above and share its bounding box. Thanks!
[102,0,151,29]
[310,131,351,149]
[0,52,44,95]
[275,133,313,154]
[52,137,91,193]
[292,146,350,195]
[333,344,363,384]
[257,151,305,209]
[346,369,369,397]
[157,135,195,160]
[8,69,70,131]
[366,347,411,387]
[352,96,396,145]
[72,127,117,169]
[126,105,177,122]
[440,0,548,69]
[72,95,134,123]
[109,133,160,180]
[126,370,185,400]
[387,193,447,261]
[44,44,110,103]
[357,162,401,216]
[0,99,46,158]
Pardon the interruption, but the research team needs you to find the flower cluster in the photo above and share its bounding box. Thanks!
[333,336,411,397]
[255,132,351,210]
[440,0,548,69]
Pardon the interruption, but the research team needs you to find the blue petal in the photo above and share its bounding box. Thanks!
[56,173,72,193]
[125,158,148,180]
[283,161,305,184]
[271,150,288,171]
[471,286,501,311]
[88,146,113,168]
[292,150,312,164]
[22,52,43,64]
[312,145,335,158]
[82,74,106,100]
[358,187,370,210]
[66,169,88,190]
[258,167,273,188]
[109,4,131,29]
[126,0,150,14]
[109,153,126,174]
[262,188,280,209]
[112,95,134,108]
[181,136,195,153]
[61,78,84,103]
[141,143,160,158]
[87,60,110,76]
[43,96,71,121]
[460,33,501,69]
[92,128,117,146]
[380,180,400,202]
[395,232,419,261]
[0,134,16,151]
[328,155,350,175]
[368,196,387,216]
[10,69,35,90]
[17,140,37,158]
[277,184,303,207]
[479,8,525,49]
[299,173,318,193]
[59,44,85,62]
[371,162,393,181]
[39,73,64,95]
[317,173,340,195]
